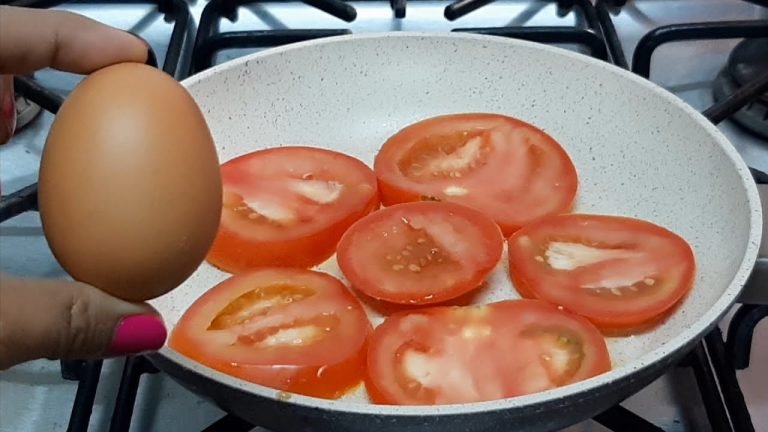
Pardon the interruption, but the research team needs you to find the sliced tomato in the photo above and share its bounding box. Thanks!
[365,299,611,405]
[336,201,504,305]
[373,113,578,236]
[206,146,380,273]
[168,268,373,399]
[507,214,696,332]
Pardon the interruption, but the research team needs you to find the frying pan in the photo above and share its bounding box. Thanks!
[147,32,762,432]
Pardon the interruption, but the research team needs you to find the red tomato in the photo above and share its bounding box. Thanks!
[373,113,578,236]
[336,201,504,305]
[507,214,696,332]
[206,146,380,273]
[168,268,372,399]
[365,299,611,405]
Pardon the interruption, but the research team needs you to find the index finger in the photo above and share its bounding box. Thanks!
[0,6,149,75]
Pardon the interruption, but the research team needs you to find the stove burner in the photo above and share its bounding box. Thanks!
[713,38,768,139]
[7,74,42,136]
[14,94,42,133]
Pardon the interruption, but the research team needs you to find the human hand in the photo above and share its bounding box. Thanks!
[0,6,166,370]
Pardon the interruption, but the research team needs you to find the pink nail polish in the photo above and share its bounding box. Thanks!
[108,314,167,356]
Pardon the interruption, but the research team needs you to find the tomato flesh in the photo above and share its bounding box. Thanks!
[207,146,380,273]
[365,299,611,405]
[507,214,696,332]
[374,113,578,236]
[169,268,372,399]
[336,201,504,305]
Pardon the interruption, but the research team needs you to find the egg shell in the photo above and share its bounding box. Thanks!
[38,62,223,302]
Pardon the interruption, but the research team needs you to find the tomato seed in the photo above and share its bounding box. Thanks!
[416,238,426,244]
[402,250,411,256]
[610,288,623,296]
[643,278,655,286]
[408,264,422,272]
[392,264,405,271]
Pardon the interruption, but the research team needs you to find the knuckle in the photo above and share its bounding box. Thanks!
[52,283,110,360]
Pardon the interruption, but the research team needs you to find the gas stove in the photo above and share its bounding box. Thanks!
[0,1,766,431]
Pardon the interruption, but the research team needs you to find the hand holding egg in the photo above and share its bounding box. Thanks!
[0,6,221,370]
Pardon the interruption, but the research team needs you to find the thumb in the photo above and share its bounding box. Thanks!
[0,273,167,370]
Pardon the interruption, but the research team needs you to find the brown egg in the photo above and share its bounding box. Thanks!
[38,62,222,302]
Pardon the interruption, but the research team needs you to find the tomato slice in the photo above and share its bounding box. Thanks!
[373,113,578,236]
[168,268,372,399]
[336,201,504,305]
[365,299,611,405]
[206,146,380,273]
[507,214,696,332]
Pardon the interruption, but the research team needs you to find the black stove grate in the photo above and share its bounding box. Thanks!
[190,0,608,74]
[631,19,768,80]
[1,0,767,431]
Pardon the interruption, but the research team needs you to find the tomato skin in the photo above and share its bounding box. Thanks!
[336,201,504,305]
[168,268,372,399]
[206,146,380,274]
[374,113,578,236]
[365,299,611,405]
[507,214,697,332]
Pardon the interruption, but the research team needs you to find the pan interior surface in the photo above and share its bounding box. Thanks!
[149,32,761,415]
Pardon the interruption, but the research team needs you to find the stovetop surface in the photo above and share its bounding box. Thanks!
[0,1,767,431]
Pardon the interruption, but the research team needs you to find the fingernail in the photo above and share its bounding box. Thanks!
[108,314,167,356]
[125,31,158,68]
[0,75,16,143]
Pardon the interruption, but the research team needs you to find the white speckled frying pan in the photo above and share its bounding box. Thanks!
[147,32,762,432]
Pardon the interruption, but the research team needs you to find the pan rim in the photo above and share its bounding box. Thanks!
[155,31,763,416]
